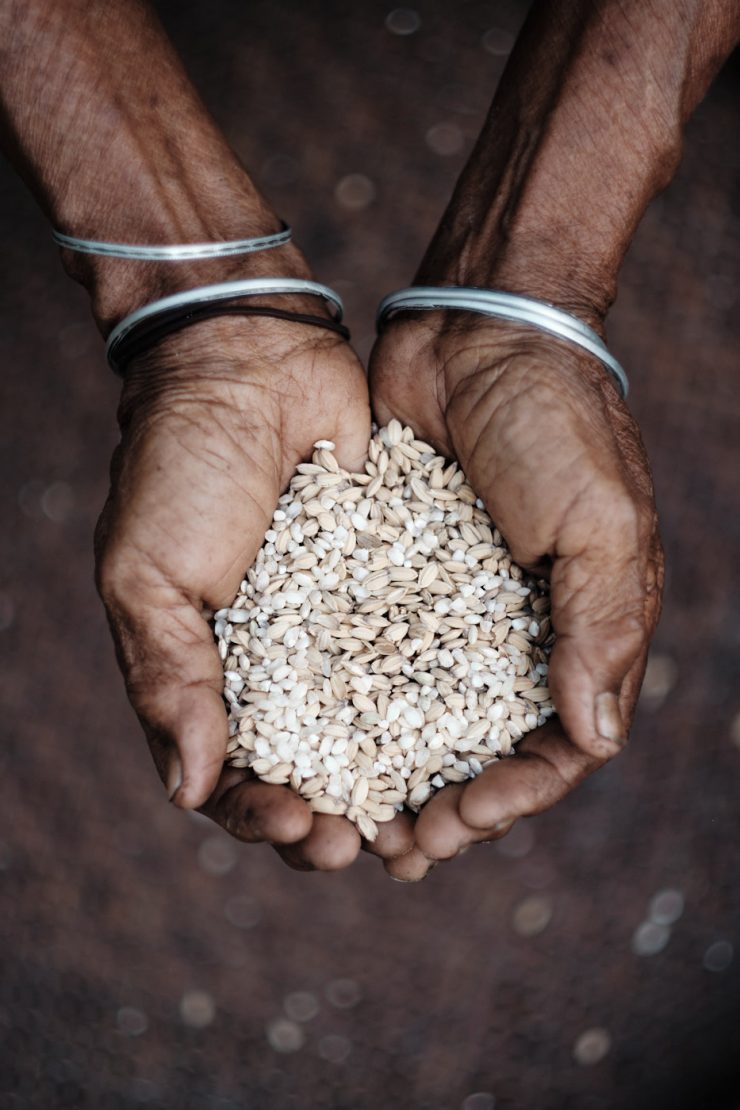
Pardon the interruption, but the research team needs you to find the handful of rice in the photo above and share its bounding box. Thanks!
[215,422,554,841]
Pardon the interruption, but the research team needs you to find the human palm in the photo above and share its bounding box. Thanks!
[370,315,663,863]
[96,316,414,870]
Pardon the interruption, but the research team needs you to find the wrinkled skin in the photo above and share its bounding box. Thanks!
[95,316,417,874]
[95,308,663,883]
[368,313,664,874]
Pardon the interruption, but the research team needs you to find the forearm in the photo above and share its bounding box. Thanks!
[0,0,311,330]
[417,0,740,327]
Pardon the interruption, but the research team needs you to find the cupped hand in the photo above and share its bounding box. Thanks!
[369,313,663,868]
[95,315,416,872]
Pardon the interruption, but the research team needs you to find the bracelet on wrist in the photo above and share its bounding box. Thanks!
[106,278,348,375]
[52,222,292,261]
[376,286,628,398]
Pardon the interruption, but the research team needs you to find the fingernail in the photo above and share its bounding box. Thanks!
[595,692,626,746]
[389,861,437,883]
[480,819,513,844]
[166,750,183,802]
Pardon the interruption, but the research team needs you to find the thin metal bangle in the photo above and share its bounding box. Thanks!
[106,278,345,372]
[52,222,292,260]
[377,286,628,398]
[109,306,351,376]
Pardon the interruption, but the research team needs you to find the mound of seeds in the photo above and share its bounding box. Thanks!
[216,422,554,841]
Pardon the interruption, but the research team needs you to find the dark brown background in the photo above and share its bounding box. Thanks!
[0,2,738,1108]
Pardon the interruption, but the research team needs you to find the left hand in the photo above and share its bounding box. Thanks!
[369,312,664,874]
[95,314,416,874]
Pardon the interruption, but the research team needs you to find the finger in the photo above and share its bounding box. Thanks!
[361,810,417,861]
[201,773,313,845]
[413,784,470,860]
[457,631,654,835]
[547,524,662,759]
[276,815,362,872]
[458,718,599,830]
[327,390,373,474]
[415,783,517,858]
[450,374,661,761]
[383,846,436,882]
[99,573,232,811]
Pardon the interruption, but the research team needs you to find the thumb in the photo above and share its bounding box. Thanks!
[100,576,231,809]
[545,499,658,759]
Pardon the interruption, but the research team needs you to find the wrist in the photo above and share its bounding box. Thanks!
[118,308,350,412]
[64,233,326,335]
[411,0,707,336]
[415,226,615,336]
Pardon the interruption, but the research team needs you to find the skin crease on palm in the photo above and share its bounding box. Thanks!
[96,305,664,885]
[369,316,664,869]
[2,0,736,884]
[94,315,419,876]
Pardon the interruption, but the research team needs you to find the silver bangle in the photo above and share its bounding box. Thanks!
[52,222,292,260]
[376,286,628,398]
[105,278,345,371]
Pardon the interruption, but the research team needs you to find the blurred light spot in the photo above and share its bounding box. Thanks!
[41,481,74,523]
[116,1007,148,1036]
[462,1093,496,1110]
[335,174,376,211]
[703,940,733,972]
[639,652,677,709]
[482,28,515,55]
[318,1033,352,1063]
[267,1017,304,1053]
[198,836,237,875]
[326,977,362,1009]
[180,990,215,1028]
[512,894,552,937]
[18,480,46,519]
[495,821,534,858]
[0,594,14,632]
[260,154,299,188]
[224,894,261,928]
[648,888,684,926]
[284,990,320,1022]
[425,123,465,156]
[573,1027,611,1066]
[631,920,670,956]
[385,8,421,35]
[730,711,740,750]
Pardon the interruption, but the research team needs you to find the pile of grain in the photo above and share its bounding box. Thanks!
[215,422,554,840]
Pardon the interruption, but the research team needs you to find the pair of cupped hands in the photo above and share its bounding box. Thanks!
[94,241,663,883]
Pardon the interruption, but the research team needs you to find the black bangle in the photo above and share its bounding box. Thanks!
[109,303,351,375]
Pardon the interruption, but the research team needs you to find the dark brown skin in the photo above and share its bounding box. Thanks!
[1,0,737,879]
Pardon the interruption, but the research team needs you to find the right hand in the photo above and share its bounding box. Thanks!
[370,312,664,865]
[95,315,416,872]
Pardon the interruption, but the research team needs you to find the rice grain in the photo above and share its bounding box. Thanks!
[216,425,554,840]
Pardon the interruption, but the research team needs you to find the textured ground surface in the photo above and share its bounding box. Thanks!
[0,2,738,1108]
